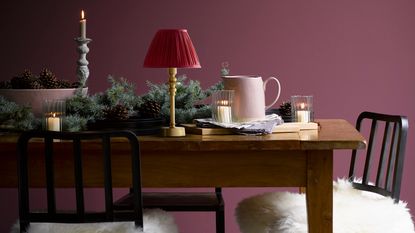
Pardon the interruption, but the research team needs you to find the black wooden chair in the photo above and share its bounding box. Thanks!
[348,111,408,202]
[235,111,414,233]
[114,186,225,233]
[14,130,178,233]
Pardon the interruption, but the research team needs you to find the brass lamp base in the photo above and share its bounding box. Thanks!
[161,126,186,137]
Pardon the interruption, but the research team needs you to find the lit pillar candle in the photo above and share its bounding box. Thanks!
[47,113,61,131]
[217,106,232,123]
[80,10,86,39]
[296,103,311,122]
[216,100,232,123]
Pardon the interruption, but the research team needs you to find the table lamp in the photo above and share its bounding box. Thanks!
[144,29,201,137]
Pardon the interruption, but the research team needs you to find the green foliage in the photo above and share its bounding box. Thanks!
[66,75,142,121]
[95,76,142,110]
[66,93,103,120]
[204,80,224,97]
[0,96,40,130]
[0,75,223,131]
[192,104,212,119]
[65,76,142,130]
[141,75,223,124]
[63,115,88,132]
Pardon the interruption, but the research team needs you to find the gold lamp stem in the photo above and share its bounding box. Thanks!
[161,67,186,137]
[168,67,177,128]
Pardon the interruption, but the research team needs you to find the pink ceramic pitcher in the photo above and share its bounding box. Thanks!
[222,75,281,122]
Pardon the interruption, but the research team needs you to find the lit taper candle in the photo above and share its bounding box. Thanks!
[80,10,86,39]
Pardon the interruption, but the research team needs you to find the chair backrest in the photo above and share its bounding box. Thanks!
[349,111,408,202]
[17,130,143,232]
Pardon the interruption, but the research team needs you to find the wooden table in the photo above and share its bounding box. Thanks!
[0,119,366,233]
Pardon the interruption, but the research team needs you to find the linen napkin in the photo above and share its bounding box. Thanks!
[194,114,284,135]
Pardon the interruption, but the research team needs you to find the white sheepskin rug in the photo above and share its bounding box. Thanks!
[236,179,415,233]
[10,209,178,233]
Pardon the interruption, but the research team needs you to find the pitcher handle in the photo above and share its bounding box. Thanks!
[263,76,281,110]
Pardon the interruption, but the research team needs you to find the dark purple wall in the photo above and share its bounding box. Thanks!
[1,1,415,232]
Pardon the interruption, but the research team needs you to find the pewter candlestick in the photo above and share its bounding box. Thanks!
[75,37,92,87]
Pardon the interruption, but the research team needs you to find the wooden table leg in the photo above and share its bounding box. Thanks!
[306,150,333,233]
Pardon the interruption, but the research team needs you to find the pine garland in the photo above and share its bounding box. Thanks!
[0,75,223,131]
[94,76,142,112]
[0,96,40,130]
[66,93,103,120]
[62,115,88,132]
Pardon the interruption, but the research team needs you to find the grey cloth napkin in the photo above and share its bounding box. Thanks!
[194,114,284,135]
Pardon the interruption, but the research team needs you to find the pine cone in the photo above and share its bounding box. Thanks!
[39,68,60,88]
[28,79,43,89]
[279,101,292,118]
[10,69,34,89]
[138,100,161,118]
[58,80,72,88]
[103,104,130,120]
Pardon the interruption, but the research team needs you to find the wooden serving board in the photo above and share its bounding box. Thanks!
[182,122,319,135]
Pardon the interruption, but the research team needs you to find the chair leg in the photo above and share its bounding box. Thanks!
[216,207,225,233]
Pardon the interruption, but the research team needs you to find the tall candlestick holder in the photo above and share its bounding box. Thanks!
[74,37,92,87]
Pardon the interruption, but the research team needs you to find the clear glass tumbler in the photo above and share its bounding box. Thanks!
[43,99,65,131]
[211,90,234,123]
[291,95,313,123]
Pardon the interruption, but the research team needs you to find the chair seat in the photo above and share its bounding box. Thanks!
[10,209,178,233]
[236,179,415,233]
[114,192,224,211]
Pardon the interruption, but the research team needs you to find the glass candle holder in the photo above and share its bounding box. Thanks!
[43,99,65,131]
[291,95,313,123]
[211,90,234,123]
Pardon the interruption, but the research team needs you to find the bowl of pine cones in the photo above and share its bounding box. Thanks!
[0,69,87,117]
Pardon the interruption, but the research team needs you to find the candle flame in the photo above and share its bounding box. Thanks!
[300,103,305,109]
[81,10,85,20]
[221,100,229,105]
[52,113,56,117]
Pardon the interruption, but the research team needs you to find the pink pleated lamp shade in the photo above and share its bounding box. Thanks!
[143,29,201,68]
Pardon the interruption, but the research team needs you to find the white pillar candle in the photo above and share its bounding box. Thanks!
[296,110,310,123]
[217,106,232,123]
[296,103,310,122]
[47,114,61,131]
[80,10,86,39]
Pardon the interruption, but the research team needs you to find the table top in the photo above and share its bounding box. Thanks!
[139,119,366,151]
[0,119,366,189]
[0,119,366,151]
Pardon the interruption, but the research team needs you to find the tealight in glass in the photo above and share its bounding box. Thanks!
[291,95,313,123]
[43,99,65,131]
[211,90,234,123]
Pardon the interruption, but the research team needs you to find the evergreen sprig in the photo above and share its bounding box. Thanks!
[142,75,223,124]
[63,115,88,132]
[94,76,142,115]
[66,93,103,120]
[0,96,40,130]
